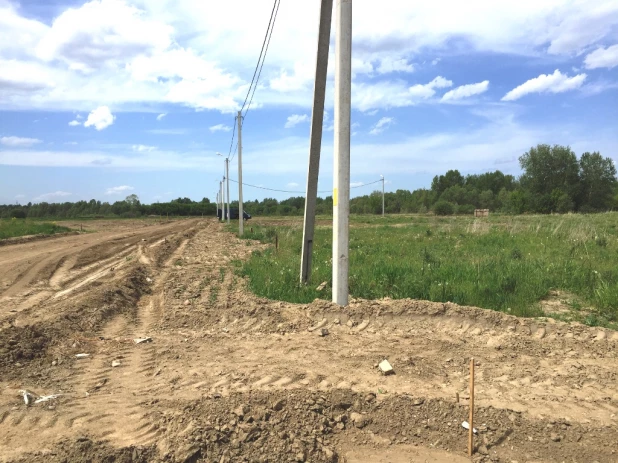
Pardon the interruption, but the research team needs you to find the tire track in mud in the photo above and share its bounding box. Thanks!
[0,223,199,459]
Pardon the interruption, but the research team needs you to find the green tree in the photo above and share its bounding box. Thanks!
[125,194,140,207]
[579,152,617,211]
[519,144,580,212]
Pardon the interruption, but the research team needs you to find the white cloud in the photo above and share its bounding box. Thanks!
[34,191,71,202]
[68,120,81,126]
[0,0,616,114]
[285,114,310,129]
[84,106,115,130]
[355,76,452,111]
[209,124,232,133]
[350,182,364,187]
[156,113,167,121]
[64,141,78,145]
[584,44,618,69]
[431,58,441,65]
[15,194,26,200]
[369,117,394,135]
[36,0,172,72]
[441,80,489,102]
[376,57,414,74]
[132,144,156,152]
[287,182,299,188]
[0,136,42,147]
[105,185,135,195]
[502,69,587,101]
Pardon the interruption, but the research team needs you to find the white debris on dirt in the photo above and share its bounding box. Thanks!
[75,353,90,359]
[18,390,37,406]
[378,359,394,375]
[112,360,122,367]
[461,421,478,434]
[134,337,152,344]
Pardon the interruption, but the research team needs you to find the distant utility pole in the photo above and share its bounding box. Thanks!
[221,177,224,222]
[381,175,385,217]
[220,181,224,221]
[237,110,244,236]
[216,191,220,218]
[225,157,230,224]
[333,0,352,306]
[300,0,333,285]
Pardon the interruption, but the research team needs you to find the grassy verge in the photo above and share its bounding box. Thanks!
[0,219,72,240]
[236,213,618,328]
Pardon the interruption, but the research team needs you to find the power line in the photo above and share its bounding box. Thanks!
[240,0,280,115]
[225,0,280,163]
[244,0,280,120]
[228,178,383,195]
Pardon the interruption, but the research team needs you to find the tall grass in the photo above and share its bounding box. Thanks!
[0,219,71,240]
[239,213,618,326]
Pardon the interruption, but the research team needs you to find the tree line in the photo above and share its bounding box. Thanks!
[1,144,616,219]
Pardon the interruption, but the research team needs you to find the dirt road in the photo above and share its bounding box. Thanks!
[1,219,617,462]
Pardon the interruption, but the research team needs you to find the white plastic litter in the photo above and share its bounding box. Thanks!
[75,353,90,359]
[461,421,478,434]
[34,394,62,404]
[18,390,37,406]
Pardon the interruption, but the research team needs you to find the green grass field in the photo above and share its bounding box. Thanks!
[236,213,618,328]
[0,219,72,240]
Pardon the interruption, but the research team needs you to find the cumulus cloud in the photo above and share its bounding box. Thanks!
[376,57,414,74]
[287,182,299,188]
[209,124,232,133]
[105,185,134,195]
[34,191,71,202]
[285,114,309,129]
[0,136,42,147]
[36,0,172,71]
[584,44,618,69]
[132,144,156,152]
[84,106,115,130]
[355,76,452,111]
[502,70,587,101]
[369,117,394,135]
[441,80,489,102]
[68,120,81,126]
[156,113,166,121]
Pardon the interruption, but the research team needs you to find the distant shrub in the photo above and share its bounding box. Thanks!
[433,201,455,216]
[10,209,26,219]
[456,204,475,215]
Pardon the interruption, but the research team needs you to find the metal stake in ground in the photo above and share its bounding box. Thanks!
[300,0,333,285]
[332,0,352,307]
[469,358,475,456]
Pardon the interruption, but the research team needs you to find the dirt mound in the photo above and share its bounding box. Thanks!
[10,437,157,463]
[0,264,152,382]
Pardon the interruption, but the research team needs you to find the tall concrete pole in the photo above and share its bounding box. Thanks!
[226,158,230,224]
[333,0,352,306]
[237,111,244,235]
[300,0,333,284]
[221,177,226,221]
[216,191,219,218]
[220,181,224,221]
[380,175,384,217]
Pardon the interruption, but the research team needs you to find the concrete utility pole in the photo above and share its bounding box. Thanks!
[381,175,385,217]
[333,0,352,306]
[226,157,230,224]
[237,110,244,236]
[220,181,224,221]
[222,177,226,221]
[216,191,220,218]
[300,0,333,284]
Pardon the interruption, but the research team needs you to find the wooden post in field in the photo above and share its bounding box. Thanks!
[469,358,475,456]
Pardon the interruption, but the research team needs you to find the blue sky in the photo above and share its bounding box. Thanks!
[1,0,617,205]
